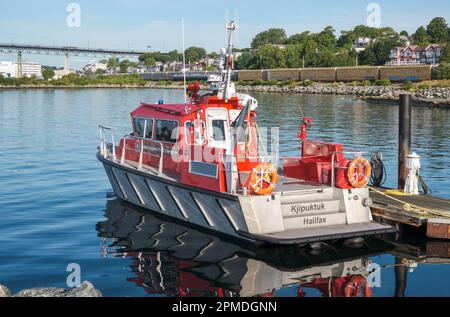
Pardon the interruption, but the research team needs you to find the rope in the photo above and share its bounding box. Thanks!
[369,187,450,219]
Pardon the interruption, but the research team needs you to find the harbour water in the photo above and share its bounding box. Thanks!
[0,88,449,297]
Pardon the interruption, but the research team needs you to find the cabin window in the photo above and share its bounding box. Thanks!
[211,120,227,141]
[133,118,153,139]
[155,120,178,143]
[185,121,206,144]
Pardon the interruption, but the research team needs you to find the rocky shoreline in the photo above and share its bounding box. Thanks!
[236,83,450,107]
[0,281,102,297]
[2,82,450,107]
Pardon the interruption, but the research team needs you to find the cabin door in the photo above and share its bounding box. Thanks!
[205,108,230,151]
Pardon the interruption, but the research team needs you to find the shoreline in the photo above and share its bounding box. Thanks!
[2,82,450,107]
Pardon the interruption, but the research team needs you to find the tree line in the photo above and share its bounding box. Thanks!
[235,17,450,69]
[130,17,450,70]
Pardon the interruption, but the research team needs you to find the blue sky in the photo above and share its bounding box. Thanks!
[1,0,449,68]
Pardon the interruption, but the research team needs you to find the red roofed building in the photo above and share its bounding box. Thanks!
[387,44,442,66]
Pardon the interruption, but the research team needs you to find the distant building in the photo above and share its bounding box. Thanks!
[388,44,442,66]
[82,62,107,74]
[0,61,42,78]
[353,37,377,53]
[53,68,75,79]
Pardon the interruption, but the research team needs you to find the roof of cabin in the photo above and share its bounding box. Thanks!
[131,102,202,119]
[131,96,242,120]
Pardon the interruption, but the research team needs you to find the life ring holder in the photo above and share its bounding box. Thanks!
[248,162,279,196]
[347,156,372,188]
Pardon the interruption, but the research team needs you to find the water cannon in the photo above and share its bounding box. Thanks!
[299,116,312,141]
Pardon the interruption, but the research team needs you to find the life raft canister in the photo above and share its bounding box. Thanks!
[347,157,372,188]
[248,163,279,196]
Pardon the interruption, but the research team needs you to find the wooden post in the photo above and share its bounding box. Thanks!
[398,94,412,190]
[394,257,408,297]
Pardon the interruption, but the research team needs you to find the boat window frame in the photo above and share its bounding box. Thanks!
[184,120,206,145]
[132,117,155,140]
[154,119,180,144]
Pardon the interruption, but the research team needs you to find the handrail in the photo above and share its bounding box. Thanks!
[331,151,368,188]
[120,134,165,175]
[99,125,116,162]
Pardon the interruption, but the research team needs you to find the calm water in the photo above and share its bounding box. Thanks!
[0,88,449,297]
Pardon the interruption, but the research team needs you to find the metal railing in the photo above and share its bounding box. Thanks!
[120,135,165,175]
[99,125,116,162]
[99,125,165,176]
[331,151,368,188]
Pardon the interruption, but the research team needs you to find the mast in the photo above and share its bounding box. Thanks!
[182,17,187,104]
[220,21,238,101]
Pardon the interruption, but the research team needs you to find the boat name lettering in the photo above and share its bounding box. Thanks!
[303,216,327,226]
[291,203,325,215]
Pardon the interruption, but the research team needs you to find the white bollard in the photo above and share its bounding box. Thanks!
[404,152,421,195]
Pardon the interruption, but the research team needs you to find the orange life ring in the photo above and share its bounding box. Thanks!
[249,163,278,196]
[344,276,372,298]
[347,157,372,188]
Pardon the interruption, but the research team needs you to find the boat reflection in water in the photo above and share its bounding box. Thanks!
[97,199,395,297]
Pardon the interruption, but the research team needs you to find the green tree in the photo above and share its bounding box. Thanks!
[234,52,256,70]
[427,17,450,43]
[257,44,286,69]
[284,44,303,68]
[435,62,450,79]
[441,43,450,63]
[400,30,409,37]
[413,26,431,46]
[119,59,130,73]
[251,28,287,49]
[315,26,337,51]
[107,58,119,68]
[359,48,377,65]
[287,31,311,45]
[184,46,207,63]
[42,68,55,80]
[143,56,156,67]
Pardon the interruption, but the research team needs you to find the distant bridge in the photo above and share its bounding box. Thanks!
[0,43,148,77]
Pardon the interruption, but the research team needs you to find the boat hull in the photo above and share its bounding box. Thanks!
[98,153,395,246]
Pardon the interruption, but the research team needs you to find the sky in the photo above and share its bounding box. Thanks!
[1,0,449,69]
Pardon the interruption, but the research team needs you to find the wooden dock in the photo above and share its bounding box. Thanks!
[370,188,450,240]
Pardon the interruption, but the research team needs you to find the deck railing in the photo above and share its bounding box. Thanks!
[330,151,369,188]
[99,125,117,162]
[98,126,165,176]
[120,135,164,175]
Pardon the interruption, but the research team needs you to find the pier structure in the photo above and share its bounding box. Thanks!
[371,94,450,239]
[0,43,147,77]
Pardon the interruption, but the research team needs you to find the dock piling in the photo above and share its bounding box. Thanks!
[398,94,412,190]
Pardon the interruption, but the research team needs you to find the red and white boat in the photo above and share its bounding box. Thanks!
[97,22,393,246]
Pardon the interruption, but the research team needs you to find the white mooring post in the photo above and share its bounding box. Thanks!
[404,152,421,195]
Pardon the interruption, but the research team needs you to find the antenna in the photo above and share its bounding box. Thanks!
[234,9,239,48]
[223,21,238,101]
[182,17,187,104]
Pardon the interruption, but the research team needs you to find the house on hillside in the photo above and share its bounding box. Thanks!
[387,44,442,66]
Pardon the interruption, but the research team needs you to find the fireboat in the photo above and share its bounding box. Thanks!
[97,22,394,246]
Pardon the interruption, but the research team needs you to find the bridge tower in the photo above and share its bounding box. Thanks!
[64,53,70,71]
[17,50,23,78]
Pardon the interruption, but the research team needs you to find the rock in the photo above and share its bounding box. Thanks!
[0,285,11,297]
[14,287,67,297]
[65,281,102,297]
[11,281,102,297]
